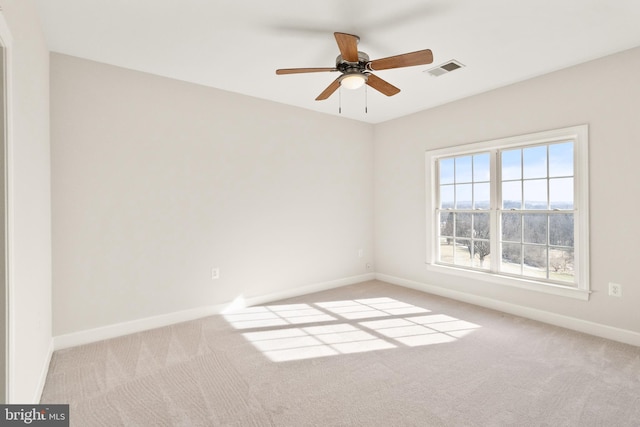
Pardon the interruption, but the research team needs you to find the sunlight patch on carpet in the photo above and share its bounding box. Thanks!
[224,297,481,362]
[222,304,336,329]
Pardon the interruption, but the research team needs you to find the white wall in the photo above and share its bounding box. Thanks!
[49,32,640,348]
[0,0,52,402]
[374,46,640,333]
[51,53,374,336]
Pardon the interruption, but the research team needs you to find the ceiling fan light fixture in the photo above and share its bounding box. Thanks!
[340,73,367,90]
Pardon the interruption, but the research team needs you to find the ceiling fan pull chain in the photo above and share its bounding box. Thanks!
[339,86,342,114]
[365,85,368,114]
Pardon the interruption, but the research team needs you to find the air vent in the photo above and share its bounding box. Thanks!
[425,60,465,77]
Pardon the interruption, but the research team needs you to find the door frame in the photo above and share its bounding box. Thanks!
[0,9,15,403]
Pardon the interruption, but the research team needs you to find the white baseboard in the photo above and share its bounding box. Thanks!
[33,339,54,403]
[376,273,640,347]
[53,273,376,351]
[53,304,225,351]
[236,273,376,308]
[51,271,640,351]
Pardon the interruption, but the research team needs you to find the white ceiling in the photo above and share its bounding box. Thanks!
[34,0,640,124]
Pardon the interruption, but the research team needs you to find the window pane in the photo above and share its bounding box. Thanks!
[473,153,490,182]
[474,183,490,209]
[473,213,491,270]
[473,240,491,269]
[502,181,522,209]
[439,158,455,184]
[455,184,472,209]
[523,214,547,244]
[455,156,473,183]
[439,237,454,264]
[440,184,454,209]
[501,242,521,275]
[523,145,547,179]
[501,149,521,180]
[473,213,490,239]
[454,239,472,267]
[549,142,573,177]
[549,214,574,247]
[549,178,573,210]
[440,212,454,238]
[523,179,547,209]
[549,247,574,283]
[523,245,547,279]
[455,213,472,238]
[501,213,521,242]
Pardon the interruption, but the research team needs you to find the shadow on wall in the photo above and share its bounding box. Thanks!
[223,297,481,362]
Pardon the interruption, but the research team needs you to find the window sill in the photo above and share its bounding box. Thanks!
[425,263,590,301]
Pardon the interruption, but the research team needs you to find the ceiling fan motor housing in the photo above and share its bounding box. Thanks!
[336,51,370,75]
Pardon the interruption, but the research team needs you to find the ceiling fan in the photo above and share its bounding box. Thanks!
[276,32,433,101]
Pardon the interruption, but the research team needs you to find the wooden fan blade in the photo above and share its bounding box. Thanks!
[276,67,337,75]
[368,49,433,71]
[334,32,359,62]
[366,73,401,96]
[316,77,341,101]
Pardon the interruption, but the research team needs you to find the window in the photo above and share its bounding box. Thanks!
[426,125,589,300]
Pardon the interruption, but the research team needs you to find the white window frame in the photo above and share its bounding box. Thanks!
[425,125,590,300]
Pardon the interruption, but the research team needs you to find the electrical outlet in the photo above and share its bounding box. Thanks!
[608,282,622,297]
[211,268,220,280]
[366,262,371,270]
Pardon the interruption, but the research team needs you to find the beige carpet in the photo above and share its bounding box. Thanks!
[41,280,640,426]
